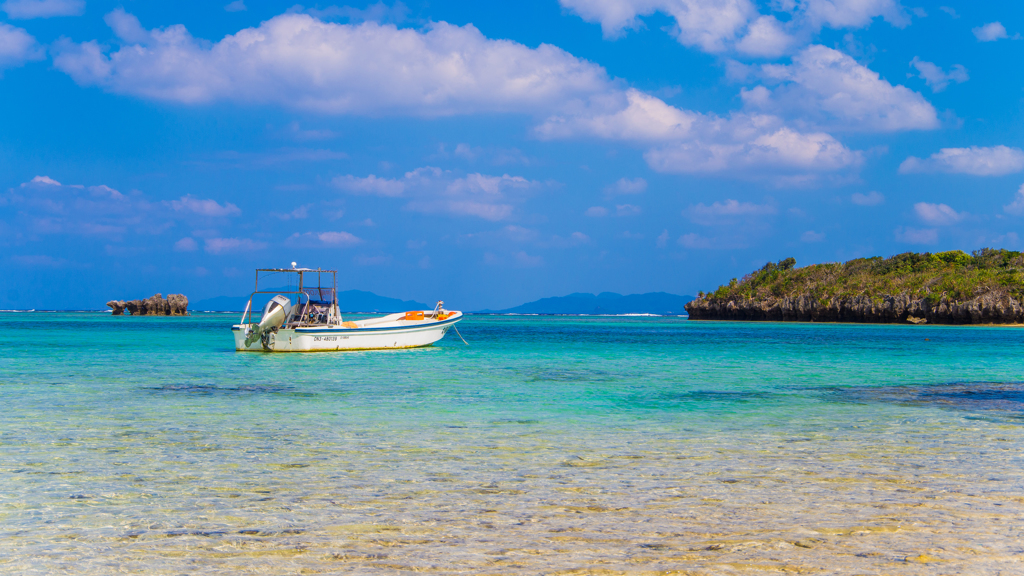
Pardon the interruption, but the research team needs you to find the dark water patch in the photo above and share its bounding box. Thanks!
[165,529,228,537]
[490,419,541,425]
[659,390,776,403]
[144,383,314,396]
[525,368,616,383]
[834,382,1024,417]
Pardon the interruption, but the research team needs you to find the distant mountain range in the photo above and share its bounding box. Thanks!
[191,290,693,315]
[191,290,429,313]
[478,292,694,315]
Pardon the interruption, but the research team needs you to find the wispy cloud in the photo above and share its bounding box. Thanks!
[335,167,539,221]
[914,202,964,226]
[900,146,1024,176]
[909,57,968,92]
[2,0,84,19]
[895,226,938,245]
[689,199,776,219]
[204,237,267,254]
[170,195,241,217]
[1003,184,1024,215]
[851,191,884,206]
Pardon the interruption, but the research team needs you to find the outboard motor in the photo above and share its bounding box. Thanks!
[244,295,293,348]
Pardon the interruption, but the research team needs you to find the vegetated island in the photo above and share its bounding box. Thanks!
[685,249,1024,324]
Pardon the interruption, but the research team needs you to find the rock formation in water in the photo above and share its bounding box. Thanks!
[686,249,1024,325]
[107,294,189,316]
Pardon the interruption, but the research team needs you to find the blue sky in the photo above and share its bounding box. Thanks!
[2,0,1023,310]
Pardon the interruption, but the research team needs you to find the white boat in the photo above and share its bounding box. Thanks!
[231,266,462,352]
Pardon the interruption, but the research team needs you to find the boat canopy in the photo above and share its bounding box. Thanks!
[241,267,339,326]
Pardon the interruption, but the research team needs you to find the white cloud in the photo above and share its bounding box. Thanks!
[560,0,906,55]
[354,255,392,266]
[204,237,267,254]
[801,0,908,30]
[335,166,537,221]
[899,146,1024,176]
[735,15,797,58]
[678,232,714,249]
[282,121,336,141]
[973,22,1008,42]
[645,124,859,174]
[939,6,958,19]
[605,177,647,195]
[909,57,968,92]
[174,237,198,252]
[224,1,246,12]
[559,0,757,52]
[656,229,669,247]
[991,232,1019,247]
[851,190,884,205]
[308,1,410,24]
[513,251,544,267]
[1,0,84,19]
[10,254,79,268]
[801,230,825,242]
[894,226,937,245]
[273,205,309,220]
[914,202,964,225]
[0,22,44,70]
[454,143,479,160]
[23,175,61,186]
[1003,184,1024,216]
[616,203,641,216]
[89,184,124,200]
[538,88,862,176]
[170,195,241,217]
[4,176,151,239]
[318,231,361,245]
[52,11,613,116]
[536,89,697,141]
[332,174,406,197]
[690,199,776,218]
[285,231,363,247]
[585,206,608,217]
[742,45,938,132]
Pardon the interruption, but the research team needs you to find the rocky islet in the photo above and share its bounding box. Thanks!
[107,293,189,316]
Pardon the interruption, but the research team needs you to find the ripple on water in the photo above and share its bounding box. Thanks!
[4,314,1024,575]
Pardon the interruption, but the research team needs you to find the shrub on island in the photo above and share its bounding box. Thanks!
[686,249,1024,324]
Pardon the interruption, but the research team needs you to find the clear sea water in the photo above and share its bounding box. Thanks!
[2,312,1023,574]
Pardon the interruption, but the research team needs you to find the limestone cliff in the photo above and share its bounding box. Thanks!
[685,249,1024,325]
[107,294,189,316]
[685,291,1024,324]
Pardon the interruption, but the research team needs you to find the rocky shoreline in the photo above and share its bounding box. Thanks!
[685,291,1024,324]
[107,294,189,316]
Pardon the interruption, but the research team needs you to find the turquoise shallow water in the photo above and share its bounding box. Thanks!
[2,312,1023,574]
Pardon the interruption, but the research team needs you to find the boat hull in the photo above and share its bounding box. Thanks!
[231,313,462,352]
